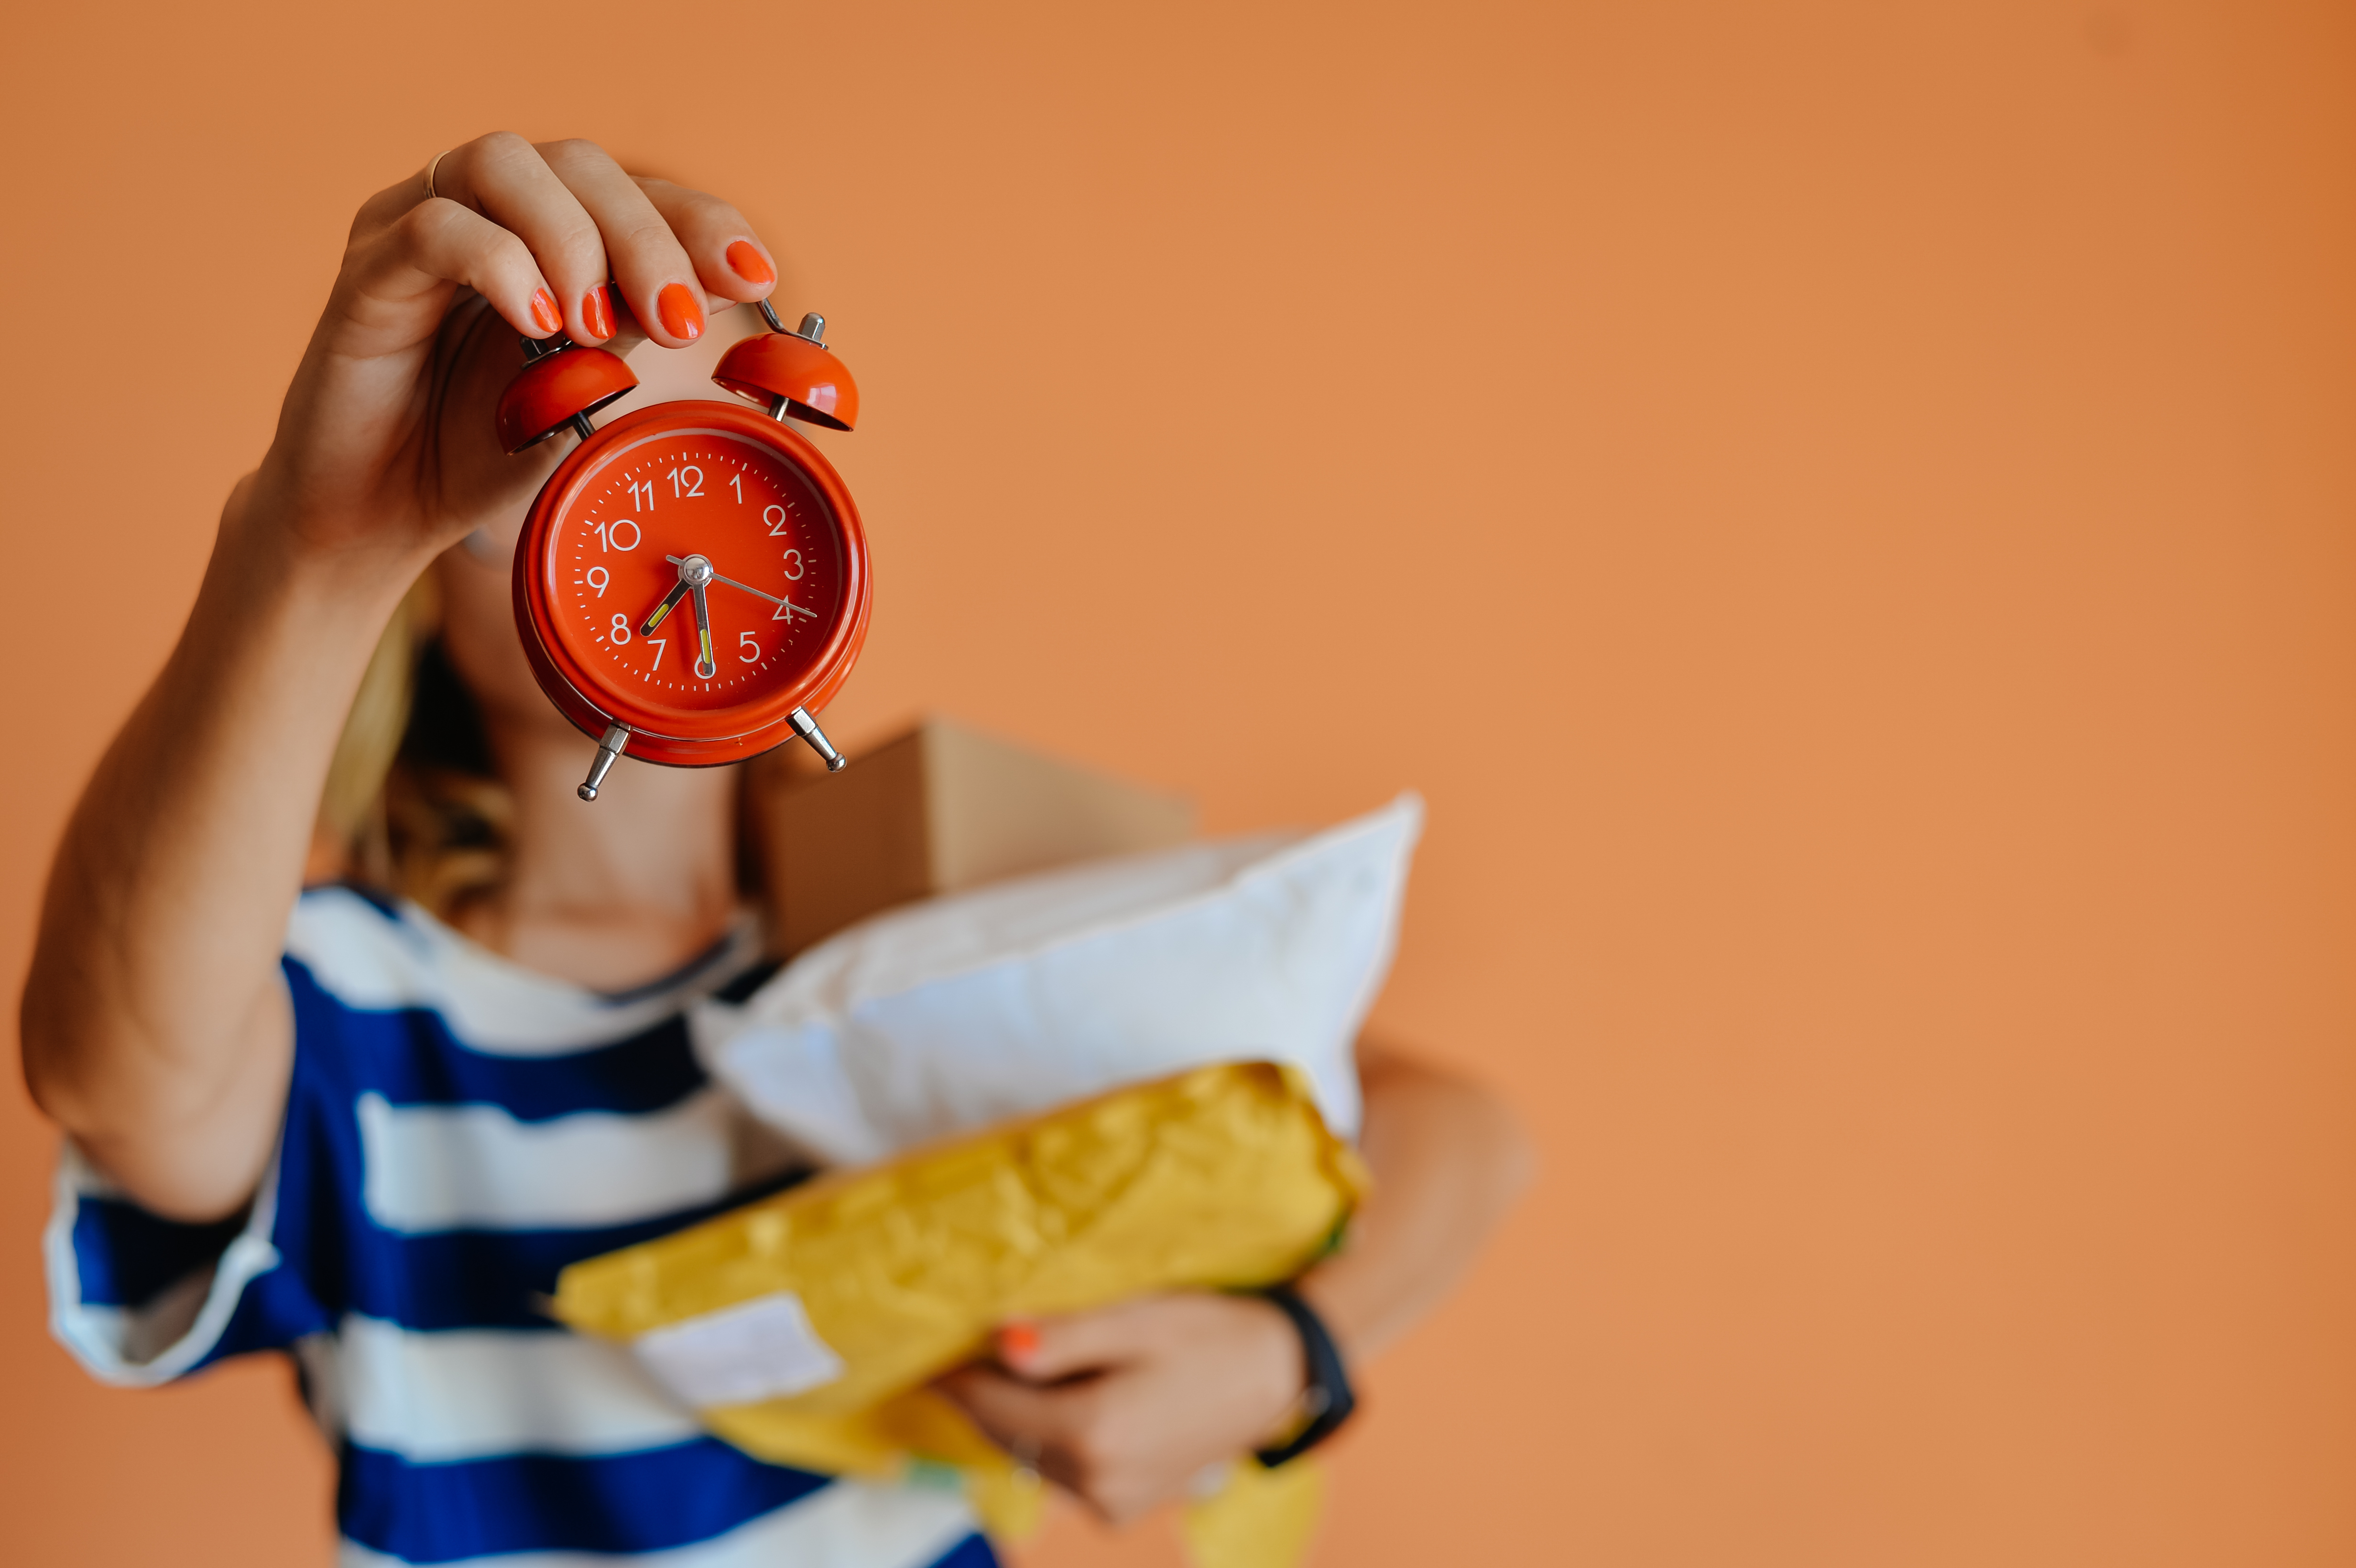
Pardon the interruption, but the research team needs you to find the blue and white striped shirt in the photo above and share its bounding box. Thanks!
[44,884,994,1568]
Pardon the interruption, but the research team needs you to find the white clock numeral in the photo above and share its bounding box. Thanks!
[609,612,633,644]
[729,472,743,503]
[596,519,641,553]
[771,596,816,623]
[782,548,803,580]
[586,566,609,597]
[648,636,666,671]
[628,479,656,511]
[764,504,790,537]
[670,465,705,498]
[739,631,760,663]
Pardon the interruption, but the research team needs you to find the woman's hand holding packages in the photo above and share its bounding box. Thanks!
[552,1061,1365,1557]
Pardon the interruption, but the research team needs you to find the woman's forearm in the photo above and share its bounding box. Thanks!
[21,479,426,1219]
[1296,1042,1537,1364]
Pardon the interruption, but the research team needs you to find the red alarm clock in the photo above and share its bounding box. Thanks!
[496,302,870,802]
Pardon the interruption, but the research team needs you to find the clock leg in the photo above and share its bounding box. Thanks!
[787,708,846,773]
[578,723,631,802]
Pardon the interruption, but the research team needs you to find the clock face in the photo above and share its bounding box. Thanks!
[520,405,866,752]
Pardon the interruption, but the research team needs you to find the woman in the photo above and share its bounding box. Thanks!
[22,134,1532,1566]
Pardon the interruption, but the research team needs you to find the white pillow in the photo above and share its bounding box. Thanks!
[695,794,1424,1166]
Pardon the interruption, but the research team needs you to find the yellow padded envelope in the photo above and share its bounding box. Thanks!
[552,1061,1368,1564]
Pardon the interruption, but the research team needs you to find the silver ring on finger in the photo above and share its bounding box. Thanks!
[424,149,451,201]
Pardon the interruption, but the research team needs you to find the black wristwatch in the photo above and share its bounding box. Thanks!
[1252,1283,1357,1467]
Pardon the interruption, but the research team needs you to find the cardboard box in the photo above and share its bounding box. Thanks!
[751,717,1195,954]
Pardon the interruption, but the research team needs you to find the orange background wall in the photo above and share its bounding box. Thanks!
[4,2,2354,1563]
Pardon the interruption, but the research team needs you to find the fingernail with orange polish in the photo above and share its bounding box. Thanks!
[726,241,775,287]
[529,289,562,334]
[998,1323,1040,1362]
[582,284,615,340]
[656,283,703,342]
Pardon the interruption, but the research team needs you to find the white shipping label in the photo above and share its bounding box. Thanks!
[629,1291,847,1408]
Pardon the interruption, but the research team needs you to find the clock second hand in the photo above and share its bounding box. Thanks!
[666,555,817,623]
[668,555,782,607]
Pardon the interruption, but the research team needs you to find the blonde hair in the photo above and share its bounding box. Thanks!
[313,575,517,922]
[314,575,784,924]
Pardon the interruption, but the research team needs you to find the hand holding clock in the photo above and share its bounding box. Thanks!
[251,133,785,575]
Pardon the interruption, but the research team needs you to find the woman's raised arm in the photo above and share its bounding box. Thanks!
[20,135,782,1220]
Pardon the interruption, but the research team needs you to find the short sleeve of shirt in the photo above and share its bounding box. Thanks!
[43,1024,342,1386]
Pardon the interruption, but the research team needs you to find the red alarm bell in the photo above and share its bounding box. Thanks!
[499,302,872,802]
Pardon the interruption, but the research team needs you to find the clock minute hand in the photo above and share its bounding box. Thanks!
[690,581,717,678]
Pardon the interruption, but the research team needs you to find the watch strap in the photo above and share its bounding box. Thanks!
[1252,1283,1356,1468]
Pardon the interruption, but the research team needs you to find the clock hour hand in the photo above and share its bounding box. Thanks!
[639,578,690,637]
